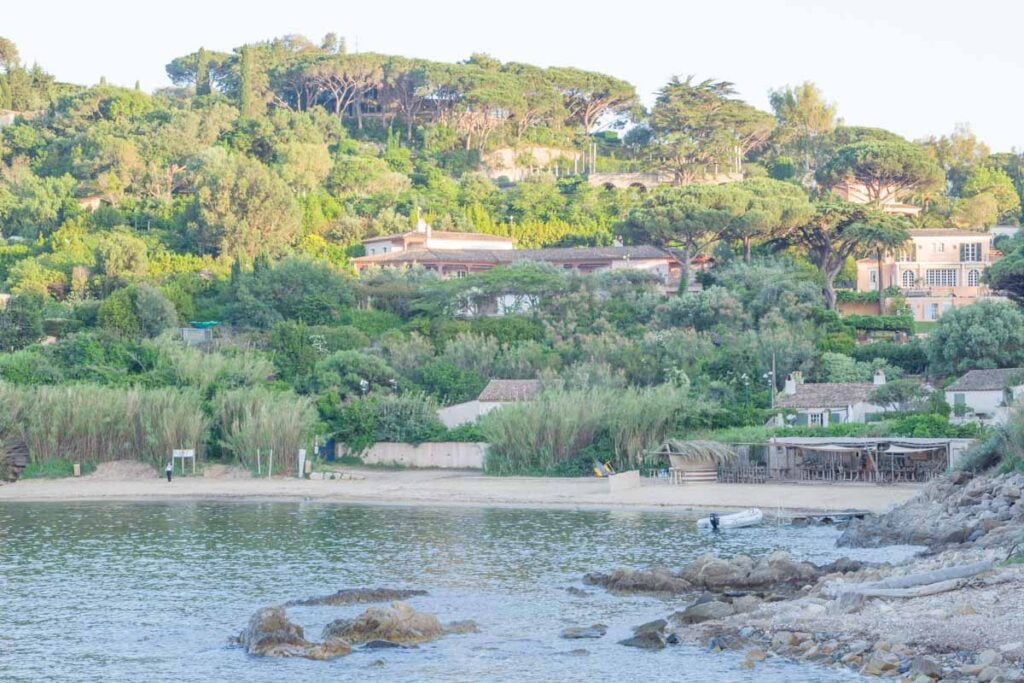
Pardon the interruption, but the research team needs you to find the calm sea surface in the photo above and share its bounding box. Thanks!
[0,502,919,682]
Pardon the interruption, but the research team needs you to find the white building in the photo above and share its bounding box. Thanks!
[437,379,541,428]
[362,220,514,257]
[772,371,890,427]
[945,368,1024,425]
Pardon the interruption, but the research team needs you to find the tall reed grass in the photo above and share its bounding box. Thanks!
[213,387,317,474]
[0,384,207,467]
[481,385,688,475]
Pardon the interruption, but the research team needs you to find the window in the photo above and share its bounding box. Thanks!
[960,243,982,262]
[934,242,945,252]
[967,269,981,287]
[808,412,824,426]
[902,270,916,287]
[925,303,939,320]
[869,269,878,290]
[925,269,957,287]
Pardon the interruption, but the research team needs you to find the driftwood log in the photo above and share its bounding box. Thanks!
[825,560,995,599]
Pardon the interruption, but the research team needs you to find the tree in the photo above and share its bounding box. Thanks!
[985,245,1024,306]
[547,67,636,134]
[870,378,927,412]
[649,76,774,184]
[0,292,44,351]
[817,139,944,204]
[961,165,1020,223]
[238,45,264,118]
[0,37,19,72]
[192,152,301,258]
[768,81,837,174]
[229,258,354,328]
[925,300,1024,376]
[725,178,813,262]
[311,350,399,398]
[785,200,910,309]
[194,47,211,96]
[950,193,999,229]
[919,124,990,195]
[619,186,734,292]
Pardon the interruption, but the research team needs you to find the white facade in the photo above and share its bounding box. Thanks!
[946,387,1024,426]
[436,400,511,428]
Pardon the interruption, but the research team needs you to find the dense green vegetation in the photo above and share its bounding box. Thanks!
[1,35,1022,475]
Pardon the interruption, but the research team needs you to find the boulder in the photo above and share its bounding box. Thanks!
[582,567,692,594]
[679,552,821,592]
[632,618,668,635]
[910,655,942,678]
[672,600,736,625]
[618,631,666,650]
[321,602,452,646]
[287,587,428,607]
[237,607,351,660]
[560,624,607,639]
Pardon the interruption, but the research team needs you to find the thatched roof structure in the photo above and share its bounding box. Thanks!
[652,439,737,466]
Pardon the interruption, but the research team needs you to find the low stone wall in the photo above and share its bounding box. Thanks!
[360,442,486,469]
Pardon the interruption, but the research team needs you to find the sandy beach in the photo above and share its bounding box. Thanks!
[0,468,920,515]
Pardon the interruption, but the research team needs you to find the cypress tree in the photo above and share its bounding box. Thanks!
[195,47,211,96]
[238,45,261,118]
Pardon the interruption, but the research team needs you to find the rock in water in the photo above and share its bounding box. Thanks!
[322,601,465,646]
[618,631,666,650]
[237,607,351,660]
[672,599,736,624]
[582,568,692,594]
[287,587,428,607]
[632,619,668,635]
[560,624,608,639]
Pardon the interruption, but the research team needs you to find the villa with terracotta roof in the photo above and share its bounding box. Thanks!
[352,221,709,292]
[854,228,1001,321]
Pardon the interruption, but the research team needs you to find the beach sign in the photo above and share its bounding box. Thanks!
[172,448,196,475]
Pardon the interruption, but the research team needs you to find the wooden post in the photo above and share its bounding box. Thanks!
[268,449,273,479]
[256,448,261,476]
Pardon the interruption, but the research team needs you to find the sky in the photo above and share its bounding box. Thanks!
[7,0,1024,151]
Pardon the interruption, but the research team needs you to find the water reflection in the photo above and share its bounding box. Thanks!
[0,502,908,682]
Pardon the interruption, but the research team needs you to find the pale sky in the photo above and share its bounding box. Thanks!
[7,0,1024,151]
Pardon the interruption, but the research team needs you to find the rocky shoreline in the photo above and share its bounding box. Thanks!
[581,472,1024,681]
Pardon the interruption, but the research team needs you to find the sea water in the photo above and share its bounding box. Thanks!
[0,502,920,682]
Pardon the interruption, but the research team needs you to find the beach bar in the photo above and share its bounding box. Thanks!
[758,437,976,484]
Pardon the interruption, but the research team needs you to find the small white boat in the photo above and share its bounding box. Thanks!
[697,508,764,530]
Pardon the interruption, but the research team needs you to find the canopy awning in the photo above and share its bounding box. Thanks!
[881,445,944,454]
[798,444,866,453]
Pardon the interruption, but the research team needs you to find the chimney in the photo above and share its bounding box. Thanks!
[784,373,799,396]
[873,369,886,386]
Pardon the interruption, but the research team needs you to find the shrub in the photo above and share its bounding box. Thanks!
[0,292,45,351]
[323,393,445,454]
[311,350,400,398]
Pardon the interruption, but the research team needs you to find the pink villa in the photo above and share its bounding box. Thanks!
[855,229,999,321]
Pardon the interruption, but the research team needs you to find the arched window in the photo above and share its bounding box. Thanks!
[968,269,980,287]
[902,270,916,287]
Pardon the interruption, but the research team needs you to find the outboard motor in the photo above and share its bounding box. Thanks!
[709,512,720,533]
